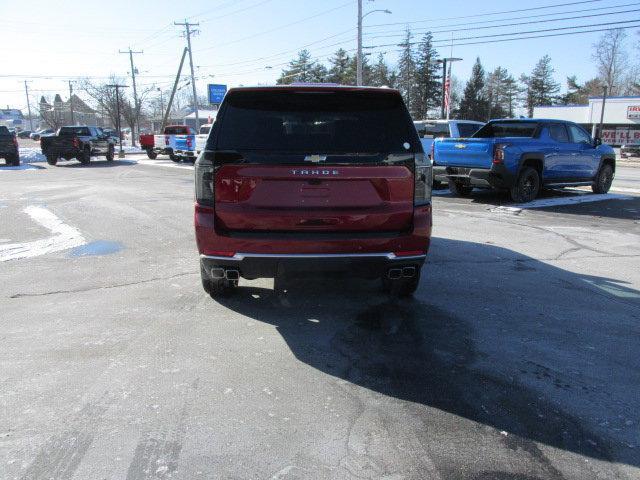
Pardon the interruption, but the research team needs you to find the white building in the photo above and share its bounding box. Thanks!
[533,96,640,146]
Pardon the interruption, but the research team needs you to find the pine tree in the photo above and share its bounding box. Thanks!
[396,28,418,117]
[277,50,315,84]
[328,49,351,84]
[346,54,371,85]
[486,66,511,120]
[521,55,560,116]
[503,75,520,117]
[413,32,441,119]
[458,57,488,120]
[369,53,392,87]
[560,76,602,104]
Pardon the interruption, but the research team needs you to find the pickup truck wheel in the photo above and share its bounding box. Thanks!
[592,163,613,194]
[77,150,91,165]
[8,154,20,166]
[146,150,157,160]
[448,180,473,197]
[169,153,180,163]
[46,155,58,166]
[106,145,115,162]
[510,167,540,203]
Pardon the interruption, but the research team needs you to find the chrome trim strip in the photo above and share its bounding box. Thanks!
[201,252,426,261]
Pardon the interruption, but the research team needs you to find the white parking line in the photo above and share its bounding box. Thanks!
[0,206,86,262]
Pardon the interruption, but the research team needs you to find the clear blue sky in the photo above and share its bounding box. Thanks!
[0,0,638,110]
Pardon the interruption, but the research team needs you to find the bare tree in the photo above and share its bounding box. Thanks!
[38,99,66,130]
[80,76,126,128]
[592,29,628,94]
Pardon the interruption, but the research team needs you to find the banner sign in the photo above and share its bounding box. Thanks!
[602,128,640,144]
[627,105,640,119]
[208,84,227,104]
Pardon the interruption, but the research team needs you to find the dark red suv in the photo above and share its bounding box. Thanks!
[194,85,432,296]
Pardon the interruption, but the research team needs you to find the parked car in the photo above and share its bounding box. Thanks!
[195,85,432,297]
[0,126,20,166]
[17,130,32,139]
[30,128,54,141]
[432,119,616,203]
[414,119,484,188]
[102,128,120,143]
[620,144,640,158]
[139,125,196,162]
[40,126,115,165]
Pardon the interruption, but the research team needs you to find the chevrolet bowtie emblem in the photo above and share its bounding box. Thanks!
[455,143,467,149]
[304,154,327,163]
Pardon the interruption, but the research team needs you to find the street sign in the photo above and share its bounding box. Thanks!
[208,84,227,104]
[628,105,640,119]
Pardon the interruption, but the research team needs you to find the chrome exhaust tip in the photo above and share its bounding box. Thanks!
[402,267,416,278]
[225,269,240,281]
[388,268,402,280]
[210,268,225,279]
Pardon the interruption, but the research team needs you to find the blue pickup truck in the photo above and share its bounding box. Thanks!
[432,119,616,202]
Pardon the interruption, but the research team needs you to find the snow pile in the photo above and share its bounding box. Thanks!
[19,148,46,163]
[120,145,145,154]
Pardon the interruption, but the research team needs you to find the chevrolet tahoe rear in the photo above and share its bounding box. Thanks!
[194,85,432,297]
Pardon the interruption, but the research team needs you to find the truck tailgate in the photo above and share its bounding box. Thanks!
[434,138,495,168]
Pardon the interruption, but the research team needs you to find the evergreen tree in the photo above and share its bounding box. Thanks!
[503,75,520,117]
[521,55,560,116]
[396,28,419,117]
[486,66,511,120]
[369,53,392,87]
[560,76,602,104]
[346,54,371,85]
[413,32,441,119]
[458,57,488,120]
[328,49,351,84]
[277,50,315,84]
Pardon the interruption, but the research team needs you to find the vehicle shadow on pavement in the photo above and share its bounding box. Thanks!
[56,160,138,168]
[214,238,639,477]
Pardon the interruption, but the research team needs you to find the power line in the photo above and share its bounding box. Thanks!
[366,0,606,29]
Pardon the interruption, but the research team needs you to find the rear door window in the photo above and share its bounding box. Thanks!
[212,90,418,159]
[549,124,570,142]
[474,122,539,138]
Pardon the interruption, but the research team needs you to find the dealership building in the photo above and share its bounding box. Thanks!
[533,96,640,146]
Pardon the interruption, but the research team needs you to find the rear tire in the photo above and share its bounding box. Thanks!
[77,149,91,165]
[46,155,58,166]
[169,153,180,163]
[146,149,157,160]
[8,154,20,166]
[592,163,614,194]
[448,180,473,197]
[106,145,114,162]
[510,166,540,203]
[201,264,237,298]
[382,269,421,297]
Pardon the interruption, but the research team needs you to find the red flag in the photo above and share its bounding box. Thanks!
[444,76,451,112]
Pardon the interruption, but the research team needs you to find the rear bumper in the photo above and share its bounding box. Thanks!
[201,252,426,280]
[195,204,432,279]
[174,149,196,157]
[433,164,516,189]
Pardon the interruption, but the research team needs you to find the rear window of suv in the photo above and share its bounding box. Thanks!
[474,122,539,138]
[211,89,418,156]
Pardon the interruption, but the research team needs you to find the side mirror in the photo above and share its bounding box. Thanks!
[594,137,602,147]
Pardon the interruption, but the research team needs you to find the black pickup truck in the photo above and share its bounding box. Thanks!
[41,126,115,165]
[0,126,20,166]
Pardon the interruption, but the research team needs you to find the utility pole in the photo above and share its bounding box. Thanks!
[106,84,128,158]
[357,0,363,86]
[68,80,75,125]
[598,84,609,141]
[436,57,462,119]
[120,48,143,146]
[23,81,34,131]
[157,87,165,121]
[175,20,200,129]
[163,47,188,131]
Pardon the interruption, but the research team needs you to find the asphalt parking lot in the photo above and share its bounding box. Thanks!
[1,156,639,479]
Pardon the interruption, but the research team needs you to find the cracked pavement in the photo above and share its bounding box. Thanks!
[1,158,639,479]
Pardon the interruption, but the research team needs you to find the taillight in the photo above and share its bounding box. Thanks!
[195,159,215,207]
[493,143,508,164]
[186,136,193,148]
[414,152,432,206]
[13,136,18,148]
[72,137,79,149]
[430,141,435,163]
[165,135,170,146]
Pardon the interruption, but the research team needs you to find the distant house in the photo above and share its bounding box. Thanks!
[39,94,98,128]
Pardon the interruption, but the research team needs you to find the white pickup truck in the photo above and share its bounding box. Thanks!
[195,124,212,155]
[139,125,197,163]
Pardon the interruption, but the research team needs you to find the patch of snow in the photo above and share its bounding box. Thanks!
[19,147,46,163]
